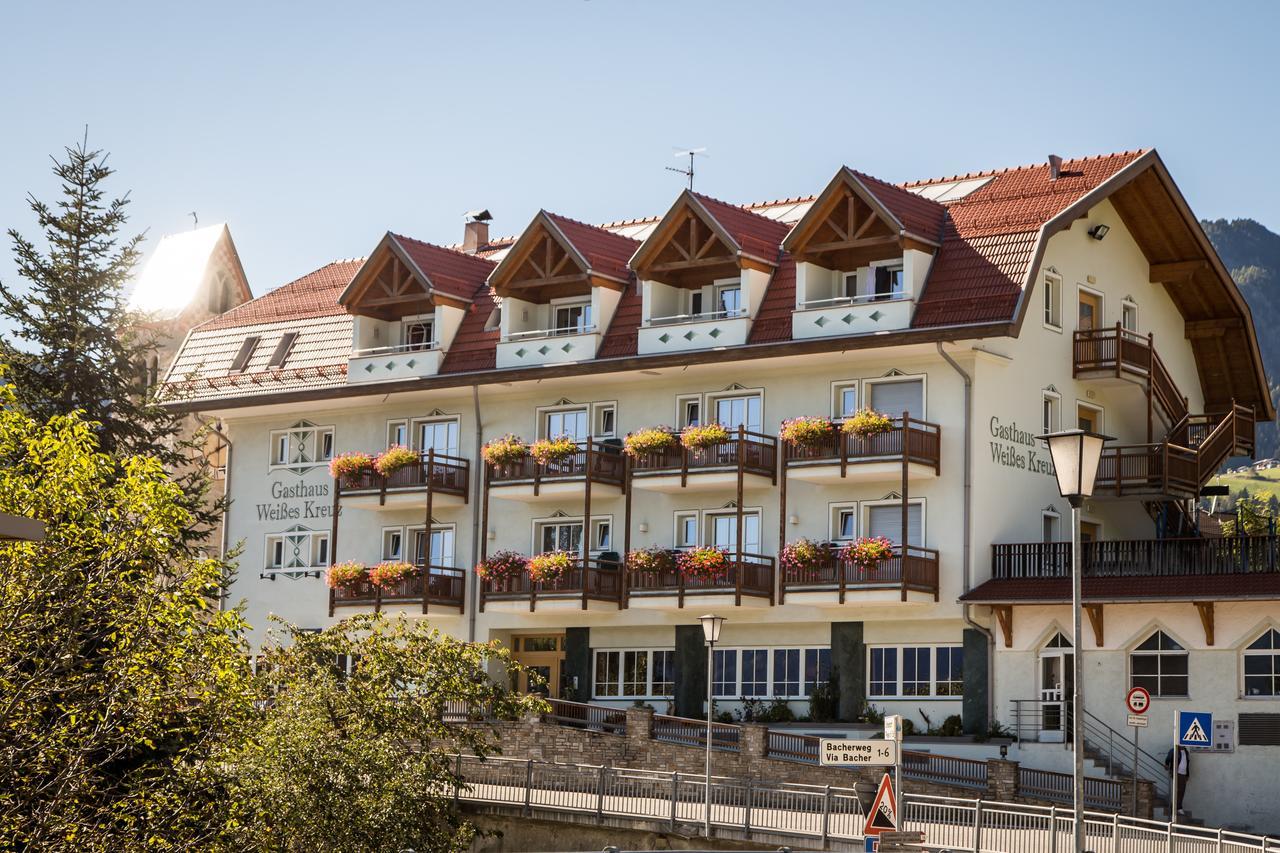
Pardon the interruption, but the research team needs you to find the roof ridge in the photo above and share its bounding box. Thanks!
[741,195,817,211]
[544,210,638,239]
[900,149,1150,188]
[390,232,497,265]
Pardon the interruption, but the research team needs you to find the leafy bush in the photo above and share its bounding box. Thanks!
[840,536,895,571]
[481,434,528,466]
[374,445,419,477]
[860,703,885,724]
[625,547,675,573]
[529,434,578,465]
[329,451,375,483]
[368,560,414,589]
[842,408,893,438]
[475,550,528,582]
[780,538,826,575]
[623,427,677,458]
[326,560,367,589]
[676,546,730,581]
[680,422,730,449]
[779,416,835,447]
[527,550,575,582]
[940,714,964,737]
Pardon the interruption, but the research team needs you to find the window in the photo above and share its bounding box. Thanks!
[741,649,769,697]
[388,420,408,449]
[709,647,833,699]
[269,423,335,469]
[594,520,612,552]
[553,301,592,334]
[592,403,617,438]
[403,317,434,350]
[544,407,589,441]
[689,291,704,317]
[675,512,699,548]
[713,393,762,431]
[1043,273,1062,329]
[1043,511,1061,543]
[831,504,858,542]
[773,649,802,697]
[267,332,299,368]
[1077,287,1102,331]
[869,645,964,698]
[1122,300,1139,333]
[416,418,459,455]
[708,511,760,553]
[1042,392,1060,435]
[803,649,833,696]
[1131,631,1189,697]
[1077,403,1102,433]
[842,272,858,300]
[866,501,923,547]
[712,648,738,698]
[867,377,924,419]
[383,528,404,561]
[652,650,675,696]
[537,520,583,554]
[265,530,330,571]
[229,336,260,373]
[622,651,648,696]
[872,264,905,300]
[834,383,858,418]
[413,527,456,567]
[677,396,701,428]
[1244,629,1280,697]
[595,651,621,697]
[715,281,742,317]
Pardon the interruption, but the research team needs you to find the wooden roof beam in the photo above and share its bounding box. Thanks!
[1185,317,1244,339]
[1085,604,1104,647]
[993,604,1013,648]
[1150,259,1207,282]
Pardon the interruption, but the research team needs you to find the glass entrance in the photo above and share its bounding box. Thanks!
[1038,632,1074,743]
[512,634,565,698]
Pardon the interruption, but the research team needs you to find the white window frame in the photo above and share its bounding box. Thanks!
[1042,390,1061,435]
[832,381,859,419]
[674,511,699,548]
[264,529,330,572]
[593,648,676,699]
[407,523,458,567]
[536,402,591,441]
[1242,627,1280,699]
[1121,299,1139,333]
[591,401,618,439]
[705,388,764,432]
[866,644,965,699]
[699,507,764,554]
[1128,630,1190,699]
[382,527,405,561]
[268,423,335,471]
[830,502,858,542]
[412,416,461,454]
[712,277,744,318]
[1043,272,1063,331]
[675,394,702,429]
[549,295,593,335]
[531,514,613,556]
[869,259,907,301]
[400,312,436,350]
[387,419,409,450]
[709,646,834,699]
[861,497,926,548]
[862,373,927,420]
[1042,509,1061,544]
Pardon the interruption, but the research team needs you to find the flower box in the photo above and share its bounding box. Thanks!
[527,550,575,582]
[475,550,528,582]
[368,560,414,589]
[779,416,835,448]
[623,428,677,459]
[839,536,895,571]
[677,546,731,582]
[530,435,578,466]
[842,409,893,439]
[326,560,367,589]
[482,435,529,467]
[681,423,730,450]
[625,547,675,574]
[780,538,826,577]
[329,452,376,486]
[374,445,419,477]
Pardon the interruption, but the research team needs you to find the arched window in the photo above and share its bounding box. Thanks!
[1244,629,1280,697]
[1130,631,1188,697]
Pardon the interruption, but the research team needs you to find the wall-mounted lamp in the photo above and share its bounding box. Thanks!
[1087,224,1110,241]
[487,529,496,540]
[789,515,800,526]
[999,743,1009,760]
[638,522,649,534]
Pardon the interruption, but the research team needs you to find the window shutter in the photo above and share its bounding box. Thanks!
[867,504,922,546]
[869,380,924,419]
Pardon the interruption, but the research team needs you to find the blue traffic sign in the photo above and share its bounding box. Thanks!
[1177,711,1213,747]
[864,837,879,852]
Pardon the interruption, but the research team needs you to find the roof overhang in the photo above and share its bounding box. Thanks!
[487,211,629,300]
[629,190,777,281]
[338,233,465,317]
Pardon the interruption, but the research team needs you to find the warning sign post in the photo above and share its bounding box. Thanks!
[864,773,898,836]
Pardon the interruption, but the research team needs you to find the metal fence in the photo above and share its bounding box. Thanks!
[452,755,1280,852]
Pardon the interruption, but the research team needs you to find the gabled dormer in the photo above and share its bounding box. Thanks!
[783,168,944,339]
[340,233,494,384]
[629,191,789,354]
[488,211,637,369]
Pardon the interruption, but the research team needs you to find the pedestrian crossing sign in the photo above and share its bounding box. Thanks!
[1177,711,1213,747]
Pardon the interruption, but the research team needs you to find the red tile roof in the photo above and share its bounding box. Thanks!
[390,233,496,300]
[692,193,791,262]
[544,213,639,283]
[961,571,1280,603]
[849,170,948,242]
[597,285,643,360]
[438,284,499,374]
[197,259,364,331]
[746,257,796,345]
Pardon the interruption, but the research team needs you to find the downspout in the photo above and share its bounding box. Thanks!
[936,342,995,726]
[468,384,484,642]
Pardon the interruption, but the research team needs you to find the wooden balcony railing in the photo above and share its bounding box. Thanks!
[992,536,1280,580]
[624,552,775,607]
[783,414,940,475]
[328,564,466,616]
[1095,441,1199,499]
[479,558,623,612]
[337,449,470,504]
[486,440,625,494]
[779,544,939,603]
[1073,324,1188,425]
[628,427,778,486]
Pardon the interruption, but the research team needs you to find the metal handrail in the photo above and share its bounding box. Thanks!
[504,323,598,341]
[645,307,747,326]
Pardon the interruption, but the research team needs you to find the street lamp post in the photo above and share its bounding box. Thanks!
[1038,429,1110,853]
[699,614,724,839]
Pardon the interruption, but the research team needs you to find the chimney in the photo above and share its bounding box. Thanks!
[1047,154,1063,181]
[462,208,492,254]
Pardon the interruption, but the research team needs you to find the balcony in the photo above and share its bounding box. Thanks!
[1073,325,1188,425]
[784,416,940,484]
[629,428,778,493]
[779,544,940,605]
[338,450,470,509]
[625,552,775,609]
[991,536,1280,581]
[636,308,752,355]
[328,564,466,616]
[479,558,623,613]
[791,293,914,340]
[495,325,602,369]
[347,342,443,385]
[485,440,625,502]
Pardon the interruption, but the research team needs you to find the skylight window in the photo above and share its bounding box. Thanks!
[229,336,261,373]
[268,332,299,368]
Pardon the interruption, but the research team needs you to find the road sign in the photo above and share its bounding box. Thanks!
[1177,711,1213,747]
[864,837,879,852]
[884,715,903,743]
[1126,686,1151,715]
[1127,714,1148,728]
[821,739,898,767]
[865,773,898,836]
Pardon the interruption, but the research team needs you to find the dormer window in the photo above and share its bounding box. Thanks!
[715,280,742,317]
[402,316,435,350]
[873,264,906,301]
[552,300,592,336]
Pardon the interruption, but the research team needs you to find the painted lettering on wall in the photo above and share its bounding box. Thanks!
[988,416,1054,477]
[256,480,339,521]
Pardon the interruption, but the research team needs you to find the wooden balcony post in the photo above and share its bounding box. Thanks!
[1115,321,1123,379]
[838,547,847,605]
[623,454,632,610]
[736,425,745,608]
[374,584,383,614]
[480,466,491,562]
[902,413,910,603]
[423,448,435,615]
[582,436,593,571]
[778,438,788,604]
[329,476,341,570]
[680,433,688,488]
[328,586,335,618]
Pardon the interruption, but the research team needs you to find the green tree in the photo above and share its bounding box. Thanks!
[211,616,545,853]
[0,382,253,850]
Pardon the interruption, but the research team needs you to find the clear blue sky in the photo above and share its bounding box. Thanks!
[2,1,1278,298]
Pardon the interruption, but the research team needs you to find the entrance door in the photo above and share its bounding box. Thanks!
[512,634,565,698]
[1078,289,1101,331]
[1038,632,1074,743]
[413,527,455,568]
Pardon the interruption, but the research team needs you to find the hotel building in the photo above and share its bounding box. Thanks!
[163,150,1279,829]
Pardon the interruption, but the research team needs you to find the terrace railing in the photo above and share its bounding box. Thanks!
[780,543,940,603]
[992,535,1280,580]
[337,448,470,504]
[625,552,775,607]
[783,414,941,476]
[328,564,465,616]
[486,439,624,494]
[628,426,778,485]
[479,558,623,612]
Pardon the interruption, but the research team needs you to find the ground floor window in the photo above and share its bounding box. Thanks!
[1130,630,1188,697]
[1244,629,1280,697]
[868,645,964,698]
[711,647,831,699]
[594,649,675,698]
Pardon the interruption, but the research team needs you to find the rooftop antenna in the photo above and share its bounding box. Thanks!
[189,211,198,229]
[667,147,707,190]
